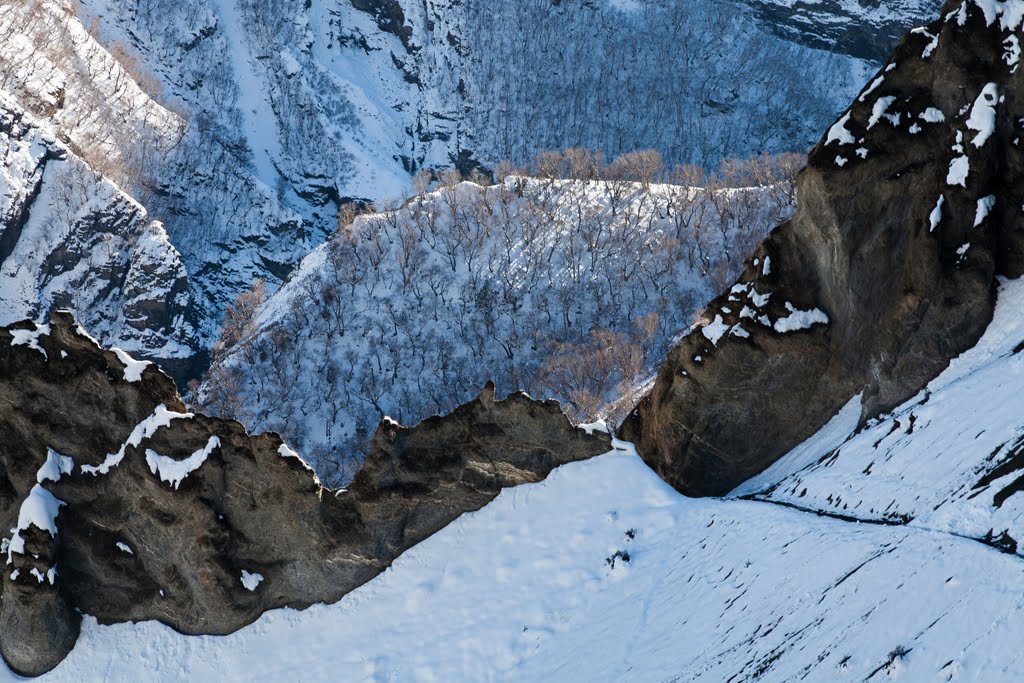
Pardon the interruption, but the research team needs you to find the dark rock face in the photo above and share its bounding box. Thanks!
[350,0,413,49]
[0,312,609,676]
[740,0,942,62]
[621,0,1023,497]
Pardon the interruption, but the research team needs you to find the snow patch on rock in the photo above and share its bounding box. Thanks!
[975,195,996,227]
[773,304,829,334]
[145,436,221,490]
[967,83,999,148]
[826,112,856,145]
[240,570,264,591]
[929,195,945,232]
[10,323,50,359]
[111,348,152,383]
[82,405,193,476]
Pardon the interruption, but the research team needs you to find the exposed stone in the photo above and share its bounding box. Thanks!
[621,0,1022,496]
[0,312,610,675]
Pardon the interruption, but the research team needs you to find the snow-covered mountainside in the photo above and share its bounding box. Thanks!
[77,0,881,181]
[744,0,942,60]
[0,0,308,371]
[0,90,197,371]
[197,166,798,483]
[18,277,1024,681]
[6,0,1024,680]
[0,0,914,370]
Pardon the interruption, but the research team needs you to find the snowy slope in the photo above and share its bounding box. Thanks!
[197,173,796,483]
[11,195,1024,683]
[0,89,198,368]
[13,438,1024,681]
[23,278,1024,680]
[734,276,1024,552]
[0,0,314,358]
[79,0,881,182]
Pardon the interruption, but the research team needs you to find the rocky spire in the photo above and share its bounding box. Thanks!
[621,0,1024,496]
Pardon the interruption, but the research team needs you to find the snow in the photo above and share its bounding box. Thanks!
[29,567,56,585]
[0,94,199,364]
[701,315,730,345]
[10,322,50,359]
[277,443,317,477]
[858,75,885,102]
[762,256,771,275]
[279,50,301,77]
[967,83,1000,148]
[826,111,856,145]
[580,421,610,436]
[73,323,101,347]
[773,303,829,333]
[920,107,945,123]
[732,394,864,498]
[975,195,997,227]
[211,0,283,187]
[111,348,152,383]
[201,177,793,480]
[740,276,1024,549]
[3,0,884,372]
[947,155,970,187]
[929,194,945,232]
[145,436,220,490]
[972,0,1024,31]
[1006,35,1022,67]
[867,96,898,129]
[6,484,64,563]
[240,570,264,591]
[910,27,940,59]
[37,449,74,484]
[82,404,193,476]
[115,542,134,555]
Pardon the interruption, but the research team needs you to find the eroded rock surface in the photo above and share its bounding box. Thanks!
[621,0,1024,496]
[0,312,609,676]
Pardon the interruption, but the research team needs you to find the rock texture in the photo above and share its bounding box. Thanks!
[742,0,941,62]
[621,0,1024,497]
[0,312,609,676]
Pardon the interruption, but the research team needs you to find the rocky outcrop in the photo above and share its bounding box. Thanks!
[741,0,941,62]
[621,0,1024,496]
[0,312,609,676]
